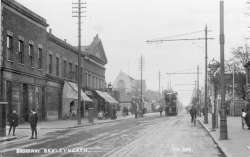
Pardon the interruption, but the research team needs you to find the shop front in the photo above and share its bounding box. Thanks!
[62,81,92,119]
[95,90,119,118]
[4,71,46,123]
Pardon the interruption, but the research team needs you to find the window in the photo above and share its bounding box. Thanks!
[92,76,95,89]
[75,65,78,80]
[6,35,13,60]
[56,57,59,76]
[63,60,67,77]
[69,63,72,78]
[49,54,53,74]
[18,40,24,64]
[80,67,83,85]
[38,48,43,69]
[88,74,91,88]
[86,72,89,87]
[28,44,34,66]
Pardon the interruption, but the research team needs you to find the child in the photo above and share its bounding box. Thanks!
[241,109,247,129]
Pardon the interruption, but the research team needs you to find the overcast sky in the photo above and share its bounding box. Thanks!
[16,0,249,105]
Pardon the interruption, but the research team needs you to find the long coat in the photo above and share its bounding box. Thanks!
[29,112,38,128]
[8,113,19,127]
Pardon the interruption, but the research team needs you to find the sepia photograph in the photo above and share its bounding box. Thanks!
[0,0,249,156]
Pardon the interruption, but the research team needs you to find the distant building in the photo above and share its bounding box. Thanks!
[113,71,146,109]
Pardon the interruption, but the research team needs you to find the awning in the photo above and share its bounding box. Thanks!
[96,90,119,104]
[63,81,92,102]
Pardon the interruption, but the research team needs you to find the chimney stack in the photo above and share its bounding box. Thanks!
[49,28,52,34]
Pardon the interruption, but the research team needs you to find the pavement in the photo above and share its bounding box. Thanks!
[0,113,135,143]
[198,114,250,157]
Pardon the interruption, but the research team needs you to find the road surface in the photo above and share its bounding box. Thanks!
[0,114,224,157]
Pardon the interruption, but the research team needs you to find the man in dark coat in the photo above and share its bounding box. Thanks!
[190,106,197,125]
[244,104,250,129]
[29,109,38,139]
[8,110,18,136]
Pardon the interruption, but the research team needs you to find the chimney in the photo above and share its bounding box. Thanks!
[49,28,52,34]
[64,39,67,43]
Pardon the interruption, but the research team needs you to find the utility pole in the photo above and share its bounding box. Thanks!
[219,0,228,140]
[72,0,86,125]
[159,71,161,101]
[197,65,200,116]
[139,55,144,116]
[233,65,235,116]
[246,45,248,89]
[204,25,208,124]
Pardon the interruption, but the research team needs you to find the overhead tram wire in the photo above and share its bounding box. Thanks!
[147,30,204,41]
[146,30,213,43]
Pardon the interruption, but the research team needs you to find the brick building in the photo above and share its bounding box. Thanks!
[0,0,115,122]
[1,0,48,122]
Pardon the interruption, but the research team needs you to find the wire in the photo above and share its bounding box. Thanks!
[148,30,204,41]
[146,37,215,43]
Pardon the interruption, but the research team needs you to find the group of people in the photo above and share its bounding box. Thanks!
[7,109,38,139]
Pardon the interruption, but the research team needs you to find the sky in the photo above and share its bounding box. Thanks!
[15,0,249,105]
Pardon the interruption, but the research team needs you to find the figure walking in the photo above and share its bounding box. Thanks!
[241,109,247,129]
[29,109,38,139]
[8,110,18,136]
[159,106,163,117]
[189,106,197,126]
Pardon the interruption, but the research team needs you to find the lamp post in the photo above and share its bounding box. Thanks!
[208,58,220,131]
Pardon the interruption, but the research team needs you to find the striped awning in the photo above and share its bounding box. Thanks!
[96,90,118,104]
[63,81,92,102]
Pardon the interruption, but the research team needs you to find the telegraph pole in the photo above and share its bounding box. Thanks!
[139,55,144,117]
[204,25,208,124]
[233,65,235,116]
[72,0,86,125]
[159,71,161,101]
[219,0,228,140]
[197,66,200,116]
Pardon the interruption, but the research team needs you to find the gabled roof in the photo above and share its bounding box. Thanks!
[80,34,108,65]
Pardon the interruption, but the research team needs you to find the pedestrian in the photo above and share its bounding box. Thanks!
[190,106,197,126]
[29,108,38,139]
[245,106,250,129]
[159,106,163,117]
[8,110,18,136]
[241,109,247,129]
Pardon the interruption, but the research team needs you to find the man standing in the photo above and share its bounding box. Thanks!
[8,110,18,136]
[29,109,38,139]
[159,106,163,117]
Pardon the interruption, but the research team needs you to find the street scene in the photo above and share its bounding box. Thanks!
[1,0,250,156]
